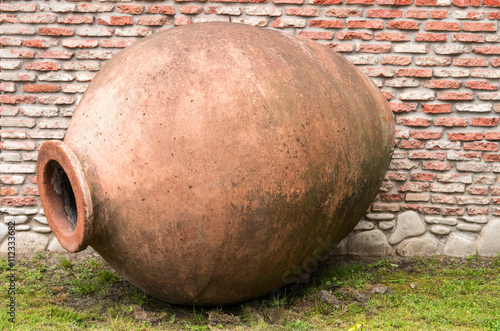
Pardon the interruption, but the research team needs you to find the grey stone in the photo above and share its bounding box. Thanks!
[396,236,443,257]
[354,221,375,231]
[365,213,395,221]
[370,284,388,295]
[425,217,458,226]
[47,237,67,253]
[33,216,48,225]
[33,226,52,233]
[317,290,341,306]
[348,230,393,256]
[3,216,29,224]
[389,211,426,245]
[0,223,8,243]
[378,221,395,230]
[460,216,488,224]
[477,219,500,256]
[430,225,451,236]
[443,234,476,257]
[457,223,482,233]
[0,207,38,215]
[15,225,30,231]
[39,208,45,215]
[331,237,347,256]
[0,232,49,256]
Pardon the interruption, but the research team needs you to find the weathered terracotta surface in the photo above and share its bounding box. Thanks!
[37,22,395,305]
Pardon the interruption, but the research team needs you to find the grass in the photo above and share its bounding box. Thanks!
[1,253,500,330]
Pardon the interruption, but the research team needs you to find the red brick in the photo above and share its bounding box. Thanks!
[325,9,362,18]
[465,81,498,90]
[101,40,135,48]
[444,208,465,216]
[411,172,436,182]
[452,0,480,5]
[405,10,429,19]
[409,151,445,160]
[0,14,18,24]
[387,21,420,29]
[438,92,474,100]
[297,31,333,40]
[448,132,483,141]
[22,186,39,196]
[118,5,144,14]
[401,140,425,149]
[385,172,408,181]
[425,22,460,31]
[390,103,417,113]
[380,193,405,202]
[137,17,171,26]
[0,95,36,104]
[309,20,345,29]
[347,20,384,29]
[397,68,433,77]
[285,7,320,16]
[382,56,412,66]
[346,0,375,4]
[179,6,202,15]
[357,44,392,53]
[471,118,498,126]
[22,38,59,48]
[464,142,498,151]
[467,207,488,215]
[0,187,18,196]
[23,84,61,93]
[1,197,37,207]
[38,27,74,36]
[421,104,452,113]
[473,46,500,55]
[326,43,354,52]
[0,3,36,12]
[492,59,500,67]
[25,61,60,71]
[310,0,343,3]
[399,182,430,192]
[145,6,176,15]
[366,9,403,18]
[98,16,133,26]
[411,131,443,139]
[430,10,447,19]
[485,132,500,140]
[422,161,453,171]
[452,34,485,43]
[336,32,372,40]
[375,32,410,42]
[414,33,447,42]
[397,117,432,127]
[453,57,488,67]
[489,12,500,19]
[423,80,462,89]
[433,118,468,127]
[401,204,423,212]
[463,22,497,31]
[377,0,412,4]
[39,50,73,59]
[0,37,22,47]
[372,203,400,212]
[416,0,437,5]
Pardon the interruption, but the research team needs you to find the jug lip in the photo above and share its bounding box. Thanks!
[37,140,94,252]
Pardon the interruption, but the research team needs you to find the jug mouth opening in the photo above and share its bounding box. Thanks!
[37,141,94,252]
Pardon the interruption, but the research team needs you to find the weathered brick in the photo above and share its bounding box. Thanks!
[423,80,462,89]
[422,161,453,171]
[411,131,443,139]
[401,140,425,149]
[366,9,403,18]
[325,9,362,18]
[285,7,320,16]
[336,32,373,40]
[433,68,469,77]
[309,20,344,29]
[386,21,420,30]
[448,132,484,140]
[415,56,451,66]
[431,183,465,193]
[298,31,333,40]
[422,104,453,113]
[425,140,461,150]
[0,3,36,12]
[118,5,144,14]
[385,78,419,87]
[471,118,498,126]
[380,193,405,202]
[453,57,488,67]
[271,18,306,28]
[452,33,485,43]
[437,174,472,183]
[38,27,74,36]
[411,172,436,181]
[405,10,429,19]
[356,44,392,53]
[25,61,61,71]
[425,22,460,31]
[433,117,468,126]
[438,92,474,100]
[390,103,417,113]
[0,95,36,104]
[435,45,472,54]
[462,22,497,32]
[473,46,500,55]
[145,5,176,15]
[375,32,410,42]
[0,197,37,207]
[465,81,498,91]
[456,162,490,172]
[19,14,57,24]
[348,20,384,29]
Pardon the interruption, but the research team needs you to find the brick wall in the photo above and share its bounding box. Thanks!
[1,0,500,256]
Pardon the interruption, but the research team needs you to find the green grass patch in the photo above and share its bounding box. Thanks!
[1,253,499,330]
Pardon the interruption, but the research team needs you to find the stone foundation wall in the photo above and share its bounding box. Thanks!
[1,0,500,257]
